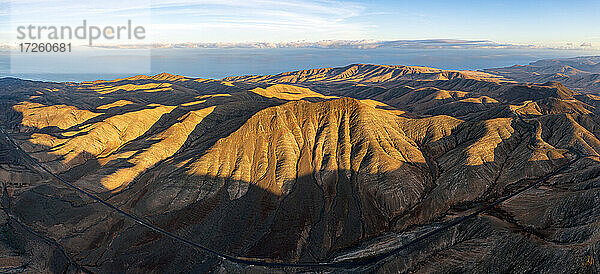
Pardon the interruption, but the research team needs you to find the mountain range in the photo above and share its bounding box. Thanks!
[0,57,599,272]
[485,56,600,91]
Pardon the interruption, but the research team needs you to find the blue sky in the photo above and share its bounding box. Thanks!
[1,0,599,49]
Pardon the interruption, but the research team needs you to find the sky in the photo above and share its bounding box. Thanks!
[0,0,599,49]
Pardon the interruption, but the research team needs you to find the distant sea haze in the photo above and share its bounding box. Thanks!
[1,47,598,82]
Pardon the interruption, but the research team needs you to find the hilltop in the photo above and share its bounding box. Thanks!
[0,61,599,272]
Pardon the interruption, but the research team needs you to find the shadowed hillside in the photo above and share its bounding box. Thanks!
[0,63,599,273]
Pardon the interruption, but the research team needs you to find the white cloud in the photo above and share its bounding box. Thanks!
[89,39,592,50]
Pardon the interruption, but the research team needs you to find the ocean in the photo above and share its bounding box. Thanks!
[1,47,598,82]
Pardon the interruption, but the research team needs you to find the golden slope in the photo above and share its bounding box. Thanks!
[26,105,176,172]
[174,98,454,214]
[224,64,505,84]
[13,102,100,130]
[100,106,216,190]
[250,84,338,101]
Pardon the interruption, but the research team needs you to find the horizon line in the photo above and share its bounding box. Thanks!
[1,39,599,51]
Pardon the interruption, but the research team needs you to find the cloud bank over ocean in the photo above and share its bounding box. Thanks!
[88,39,593,50]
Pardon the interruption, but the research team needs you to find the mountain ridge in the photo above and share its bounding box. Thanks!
[1,59,600,272]
[223,63,507,84]
[485,56,600,92]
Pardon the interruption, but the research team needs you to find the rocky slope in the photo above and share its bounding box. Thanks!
[0,62,599,273]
